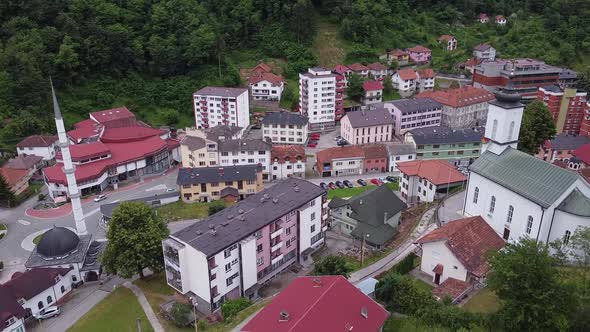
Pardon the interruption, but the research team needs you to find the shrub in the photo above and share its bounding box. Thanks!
[38,193,46,201]
[208,201,226,215]
[313,255,354,278]
[392,253,418,275]
[221,298,251,321]
[170,302,192,327]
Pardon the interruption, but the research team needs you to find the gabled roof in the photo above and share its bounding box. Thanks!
[316,146,365,164]
[0,168,29,187]
[469,147,580,208]
[416,216,504,277]
[367,62,388,71]
[438,35,455,41]
[4,155,42,170]
[181,136,207,151]
[177,165,259,185]
[363,80,384,92]
[16,135,57,148]
[271,145,306,164]
[386,143,416,156]
[343,109,393,128]
[333,64,351,74]
[205,125,243,140]
[416,86,495,108]
[388,49,408,57]
[495,15,505,20]
[248,72,284,86]
[220,186,239,198]
[557,189,590,217]
[397,160,466,185]
[418,68,435,78]
[362,144,388,160]
[241,276,389,332]
[1,267,72,301]
[261,111,307,126]
[90,107,135,128]
[544,135,590,151]
[573,143,590,165]
[408,126,483,145]
[407,45,431,53]
[348,63,370,72]
[473,43,493,52]
[396,68,417,81]
[67,119,102,142]
[252,63,271,73]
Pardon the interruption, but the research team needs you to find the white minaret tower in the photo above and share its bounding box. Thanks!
[481,91,525,155]
[51,78,88,235]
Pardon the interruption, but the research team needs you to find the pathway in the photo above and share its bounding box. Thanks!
[123,282,165,332]
[437,191,466,223]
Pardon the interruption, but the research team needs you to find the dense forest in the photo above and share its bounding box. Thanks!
[1,0,589,152]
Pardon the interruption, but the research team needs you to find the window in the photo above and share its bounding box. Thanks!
[311,212,315,220]
[310,200,315,207]
[311,224,316,233]
[61,285,66,293]
[225,263,231,272]
[38,301,44,309]
[286,227,291,235]
[564,230,571,244]
[47,296,53,304]
[526,216,533,234]
[491,119,498,139]
[507,205,514,223]
[489,196,496,213]
[226,277,234,286]
[231,259,238,265]
[256,257,263,266]
[257,244,263,252]
[224,247,232,258]
[473,187,479,203]
[508,121,515,140]
[286,239,292,248]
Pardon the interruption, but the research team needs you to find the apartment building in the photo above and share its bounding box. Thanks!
[177,165,263,202]
[537,86,590,135]
[181,135,219,168]
[299,67,344,131]
[270,145,306,180]
[218,139,271,180]
[261,111,308,145]
[384,98,443,135]
[404,126,484,165]
[193,87,250,129]
[386,143,416,172]
[162,178,327,314]
[316,146,365,177]
[340,109,394,145]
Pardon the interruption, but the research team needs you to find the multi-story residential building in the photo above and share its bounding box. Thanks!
[347,63,370,78]
[362,80,383,105]
[404,126,484,165]
[177,165,262,202]
[536,134,590,162]
[367,62,389,80]
[218,139,271,180]
[392,69,417,97]
[193,87,250,129]
[472,59,567,100]
[362,144,388,173]
[386,143,416,172]
[385,49,410,65]
[417,86,495,129]
[333,64,352,87]
[538,86,590,135]
[438,35,457,51]
[495,15,507,25]
[181,132,220,168]
[406,45,432,64]
[261,111,308,145]
[248,72,284,102]
[478,13,489,23]
[162,178,327,314]
[472,44,496,60]
[16,135,57,162]
[416,68,435,93]
[270,145,306,180]
[385,98,443,135]
[397,159,467,204]
[316,146,365,177]
[299,67,344,131]
[340,109,394,145]
[559,68,578,88]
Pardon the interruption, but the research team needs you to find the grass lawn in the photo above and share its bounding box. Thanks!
[155,201,209,222]
[0,224,6,231]
[413,279,434,293]
[462,288,500,313]
[382,90,402,101]
[67,287,153,332]
[383,317,451,332]
[327,182,399,199]
[33,234,43,245]
[313,16,346,68]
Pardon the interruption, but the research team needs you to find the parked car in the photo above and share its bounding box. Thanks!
[370,178,382,185]
[307,141,317,148]
[386,176,398,183]
[319,182,328,190]
[72,280,84,289]
[337,140,349,146]
[343,180,354,188]
[357,179,367,186]
[335,181,345,189]
[379,177,389,183]
[328,182,337,189]
[93,194,107,202]
[35,306,60,320]
[310,133,321,140]
[334,135,342,141]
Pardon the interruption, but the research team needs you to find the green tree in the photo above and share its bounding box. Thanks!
[208,200,226,215]
[170,302,192,327]
[449,80,460,89]
[382,76,393,96]
[0,173,15,207]
[518,100,556,155]
[53,35,80,83]
[375,273,436,314]
[487,238,574,331]
[313,255,354,278]
[347,73,364,101]
[102,202,169,278]
[221,298,250,321]
[577,67,590,96]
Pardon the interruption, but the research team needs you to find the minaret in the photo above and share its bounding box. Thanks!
[481,91,525,155]
[51,78,87,235]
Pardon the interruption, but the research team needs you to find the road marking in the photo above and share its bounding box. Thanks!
[18,219,30,226]
[145,184,166,192]
[84,208,100,218]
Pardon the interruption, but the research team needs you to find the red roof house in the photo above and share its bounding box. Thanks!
[397,159,466,185]
[271,145,306,164]
[416,86,495,108]
[0,168,29,188]
[396,68,418,81]
[89,107,136,128]
[247,72,284,86]
[241,276,389,332]
[363,80,384,92]
[16,135,57,148]
[333,64,351,75]
[348,63,370,74]
[418,68,435,79]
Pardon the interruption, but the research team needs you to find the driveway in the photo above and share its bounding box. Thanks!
[437,191,466,223]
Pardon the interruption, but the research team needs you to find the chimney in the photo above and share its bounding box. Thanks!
[383,212,388,224]
[361,307,368,319]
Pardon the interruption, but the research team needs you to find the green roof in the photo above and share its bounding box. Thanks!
[557,189,590,217]
[469,148,579,208]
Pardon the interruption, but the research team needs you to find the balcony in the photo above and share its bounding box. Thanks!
[201,105,208,110]
[202,117,209,122]
[271,241,283,252]
[222,113,229,118]
[322,225,328,232]
[164,257,180,271]
[201,111,208,117]
[200,100,207,105]
[271,253,284,265]
[166,268,183,292]
[270,227,283,239]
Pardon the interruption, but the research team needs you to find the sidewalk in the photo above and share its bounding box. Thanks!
[123,282,165,332]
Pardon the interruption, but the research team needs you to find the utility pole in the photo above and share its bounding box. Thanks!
[136,317,142,332]
[360,234,365,266]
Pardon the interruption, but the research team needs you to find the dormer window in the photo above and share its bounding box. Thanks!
[6,316,17,326]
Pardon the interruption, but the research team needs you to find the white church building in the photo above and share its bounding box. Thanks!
[463,92,590,245]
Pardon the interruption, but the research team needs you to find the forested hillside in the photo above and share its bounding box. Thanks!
[1,0,589,152]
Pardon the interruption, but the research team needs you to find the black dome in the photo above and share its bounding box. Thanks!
[37,227,80,258]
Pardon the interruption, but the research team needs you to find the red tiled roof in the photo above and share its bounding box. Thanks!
[90,107,136,128]
[465,57,483,67]
[0,286,27,322]
[418,68,435,78]
[367,62,388,71]
[438,35,455,41]
[397,68,417,81]
[416,216,505,277]
[0,167,28,187]
[389,49,408,57]
[432,277,470,301]
[2,267,71,301]
[58,142,110,162]
[248,72,284,86]
[479,13,488,19]
[241,276,389,332]
[573,143,590,165]
[396,160,466,185]
[100,125,163,143]
[416,86,495,108]
[495,15,505,20]
[253,63,271,73]
[363,80,384,91]
[407,45,431,53]
[361,144,388,160]
[316,146,365,165]
[67,119,103,142]
[348,63,370,72]
[271,145,306,164]
[580,168,590,184]
[16,135,57,148]
[333,64,350,74]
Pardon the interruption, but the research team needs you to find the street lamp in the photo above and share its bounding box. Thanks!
[189,297,198,332]
[360,233,370,266]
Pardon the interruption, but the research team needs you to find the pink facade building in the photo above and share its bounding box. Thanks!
[407,45,432,64]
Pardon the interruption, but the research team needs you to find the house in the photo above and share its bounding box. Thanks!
[0,168,29,196]
[416,86,495,129]
[248,72,285,102]
[180,132,221,168]
[559,68,578,88]
[406,45,432,64]
[478,13,489,23]
[438,35,457,51]
[100,192,179,222]
[340,109,394,145]
[261,111,308,145]
[415,216,504,302]
[392,68,418,97]
[386,49,410,66]
[538,86,590,135]
[362,144,389,173]
[463,57,483,74]
[177,165,263,202]
[243,63,272,79]
[495,15,507,25]
[362,80,384,105]
[241,276,389,332]
[536,134,590,163]
[385,98,443,135]
[217,139,272,180]
[464,92,590,244]
[367,62,389,80]
[316,146,365,177]
[15,135,57,162]
[404,126,484,165]
[193,87,250,129]
[386,143,416,172]
[299,67,345,131]
[398,159,467,204]
[4,155,44,180]
[333,64,352,87]
[270,145,307,180]
[416,68,435,93]
[472,44,496,61]
[329,185,407,248]
[204,125,244,141]
[162,178,328,314]
[348,63,370,78]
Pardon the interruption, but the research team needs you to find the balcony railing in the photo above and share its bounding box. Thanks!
[167,277,182,292]
[270,227,283,239]
[271,241,283,252]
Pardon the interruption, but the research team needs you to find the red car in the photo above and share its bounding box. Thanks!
[307,141,317,148]
[370,178,382,186]
[328,182,337,189]
[310,133,321,139]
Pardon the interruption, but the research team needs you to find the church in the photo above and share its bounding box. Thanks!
[463,92,590,245]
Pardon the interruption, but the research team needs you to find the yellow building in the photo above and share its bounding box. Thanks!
[177,165,263,202]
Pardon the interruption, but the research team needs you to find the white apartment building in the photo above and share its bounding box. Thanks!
[193,87,250,129]
[16,135,58,162]
[162,179,327,314]
[248,73,284,101]
[218,139,271,181]
[397,159,467,204]
[270,145,306,180]
[380,98,443,135]
[299,67,343,131]
[261,111,308,145]
[386,143,416,172]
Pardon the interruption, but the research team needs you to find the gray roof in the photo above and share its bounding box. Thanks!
[344,109,394,128]
[100,192,180,219]
[5,155,43,169]
[557,189,590,217]
[172,178,325,256]
[548,134,590,151]
[220,187,239,197]
[389,98,442,114]
[26,234,92,268]
[409,126,484,145]
[193,87,248,98]
[386,143,416,156]
[559,69,577,80]
[177,165,259,185]
[206,125,243,139]
[218,139,271,152]
[473,44,493,51]
[541,85,563,93]
[469,147,580,208]
[181,136,207,151]
[261,111,308,126]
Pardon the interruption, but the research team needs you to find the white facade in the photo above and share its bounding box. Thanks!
[400,173,439,203]
[495,17,507,25]
[193,89,250,129]
[391,72,416,95]
[17,145,56,161]
[439,37,457,51]
[363,89,383,105]
[330,158,364,176]
[299,68,337,131]
[473,46,496,60]
[386,102,442,135]
[3,317,25,332]
[219,150,270,179]
[388,153,415,172]
[416,75,435,92]
[270,160,306,180]
[340,119,393,145]
[23,270,75,317]
[481,101,523,155]
[250,80,284,101]
[420,240,468,284]
[298,196,325,252]
[262,123,308,145]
